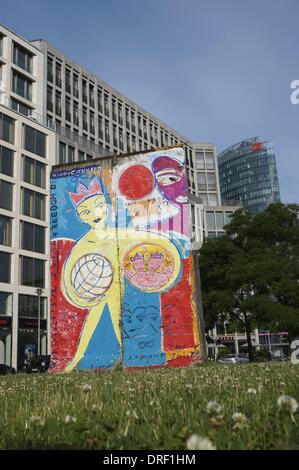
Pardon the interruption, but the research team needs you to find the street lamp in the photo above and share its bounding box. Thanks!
[36,287,43,356]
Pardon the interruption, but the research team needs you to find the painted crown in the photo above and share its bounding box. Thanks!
[150,252,164,260]
[130,253,145,262]
[69,180,103,206]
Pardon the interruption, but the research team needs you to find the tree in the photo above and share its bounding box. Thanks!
[200,203,299,361]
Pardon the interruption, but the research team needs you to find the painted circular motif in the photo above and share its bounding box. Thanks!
[70,253,113,300]
[118,164,154,200]
[123,243,175,292]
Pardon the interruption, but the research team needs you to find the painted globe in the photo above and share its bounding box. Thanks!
[70,253,113,300]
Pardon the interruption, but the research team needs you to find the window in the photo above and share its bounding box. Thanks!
[89,84,94,107]
[22,188,45,220]
[104,94,109,116]
[65,67,71,94]
[0,145,14,176]
[97,88,103,112]
[207,173,216,190]
[23,156,46,188]
[65,97,71,122]
[59,142,66,164]
[206,212,215,229]
[0,34,4,57]
[78,151,85,161]
[20,256,45,287]
[18,294,46,318]
[0,215,12,246]
[113,125,117,146]
[55,91,61,116]
[12,71,32,101]
[208,194,217,206]
[68,146,74,163]
[82,109,88,131]
[0,112,14,144]
[24,125,46,157]
[0,292,12,316]
[215,212,224,229]
[0,252,10,283]
[0,180,13,211]
[21,221,45,253]
[11,98,31,117]
[105,120,110,142]
[47,56,53,82]
[82,79,87,103]
[73,73,79,98]
[13,43,33,73]
[112,98,117,121]
[90,112,95,134]
[73,102,79,126]
[118,103,123,125]
[197,172,206,190]
[55,62,62,87]
[47,86,53,112]
[195,151,205,170]
[205,152,215,170]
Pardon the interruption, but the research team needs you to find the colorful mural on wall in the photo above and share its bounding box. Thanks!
[50,147,200,371]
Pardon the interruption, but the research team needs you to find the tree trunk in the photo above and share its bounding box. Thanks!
[245,320,255,362]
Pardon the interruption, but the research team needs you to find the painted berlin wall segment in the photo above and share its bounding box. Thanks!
[50,147,200,371]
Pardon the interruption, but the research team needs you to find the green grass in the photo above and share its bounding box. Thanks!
[0,362,298,450]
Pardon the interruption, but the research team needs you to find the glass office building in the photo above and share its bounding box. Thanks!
[218,137,280,214]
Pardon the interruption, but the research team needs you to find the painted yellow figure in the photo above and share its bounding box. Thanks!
[62,179,182,371]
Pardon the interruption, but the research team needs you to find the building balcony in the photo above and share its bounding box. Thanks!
[0,93,56,130]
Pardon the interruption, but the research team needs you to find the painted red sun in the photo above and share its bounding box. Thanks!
[118,164,154,200]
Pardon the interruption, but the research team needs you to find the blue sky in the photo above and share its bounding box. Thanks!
[1,0,298,202]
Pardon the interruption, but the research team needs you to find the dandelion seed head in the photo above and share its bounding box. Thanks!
[277,395,298,413]
[186,434,216,450]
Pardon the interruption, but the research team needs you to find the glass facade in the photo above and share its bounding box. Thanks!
[218,137,280,214]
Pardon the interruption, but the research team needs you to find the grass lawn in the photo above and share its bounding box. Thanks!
[0,362,298,450]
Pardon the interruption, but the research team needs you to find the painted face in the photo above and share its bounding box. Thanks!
[77,194,108,228]
[130,255,145,272]
[148,254,164,271]
[152,156,188,206]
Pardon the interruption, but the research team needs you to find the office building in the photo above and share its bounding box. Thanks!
[218,137,280,214]
[0,23,238,369]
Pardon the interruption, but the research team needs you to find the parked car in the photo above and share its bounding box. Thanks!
[218,354,249,364]
[0,364,16,375]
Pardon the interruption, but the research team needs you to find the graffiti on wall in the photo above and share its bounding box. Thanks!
[50,147,200,371]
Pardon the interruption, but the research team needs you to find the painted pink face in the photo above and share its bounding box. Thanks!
[148,257,163,271]
[131,256,145,272]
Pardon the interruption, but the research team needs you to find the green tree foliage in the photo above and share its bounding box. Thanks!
[200,203,299,361]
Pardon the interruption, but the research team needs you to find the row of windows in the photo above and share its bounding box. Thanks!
[195,151,215,170]
[206,211,233,230]
[0,251,45,287]
[0,181,46,220]
[0,216,45,253]
[0,146,46,188]
[197,172,217,191]
[46,54,182,147]
[0,113,47,157]
[0,291,46,318]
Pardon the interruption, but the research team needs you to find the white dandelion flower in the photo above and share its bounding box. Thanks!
[277,395,298,414]
[82,384,92,392]
[247,388,257,395]
[186,434,216,451]
[206,400,223,415]
[64,415,77,424]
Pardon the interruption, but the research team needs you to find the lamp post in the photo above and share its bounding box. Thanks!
[36,287,43,356]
